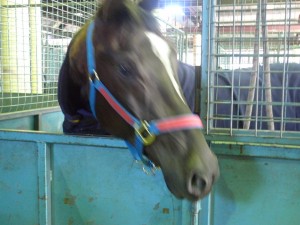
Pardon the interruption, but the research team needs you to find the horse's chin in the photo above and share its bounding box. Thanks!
[144,141,219,202]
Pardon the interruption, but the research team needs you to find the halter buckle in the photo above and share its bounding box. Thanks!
[89,69,100,82]
[135,121,156,146]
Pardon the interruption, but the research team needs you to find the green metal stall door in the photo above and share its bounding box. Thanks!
[1,129,300,225]
[51,144,190,225]
[0,131,192,225]
[0,140,39,225]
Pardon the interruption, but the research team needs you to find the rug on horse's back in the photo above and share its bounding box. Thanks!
[213,63,300,131]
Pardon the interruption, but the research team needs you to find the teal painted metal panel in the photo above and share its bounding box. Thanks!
[0,131,193,225]
[206,132,300,146]
[0,117,36,130]
[51,143,190,225]
[39,111,64,133]
[0,109,63,133]
[200,143,300,225]
[0,140,39,224]
[1,130,300,225]
[37,142,52,225]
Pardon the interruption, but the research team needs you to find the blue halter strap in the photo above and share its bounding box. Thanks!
[86,20,204,171]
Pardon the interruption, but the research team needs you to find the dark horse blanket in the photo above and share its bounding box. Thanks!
[214,63,300,131]
[59,62,300,133]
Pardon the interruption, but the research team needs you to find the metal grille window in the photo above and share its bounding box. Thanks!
[204,0,300,137]
[0,0,188,115]
[155,0,202,65]
[0,0,99,114]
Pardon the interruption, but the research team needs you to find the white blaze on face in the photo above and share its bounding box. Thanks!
[145,32,186,104]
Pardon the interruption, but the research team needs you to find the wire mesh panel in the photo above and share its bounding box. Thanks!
[154,0,203,65]
[0,0,190,115]
[0,0,99,114]
[204,0,300,137]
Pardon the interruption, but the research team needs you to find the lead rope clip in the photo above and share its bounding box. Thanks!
[135,160,157,176]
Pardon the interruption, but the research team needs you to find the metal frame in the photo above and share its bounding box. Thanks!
[0,0,187,114]
[202,0,300,143]
[0,0,99,114]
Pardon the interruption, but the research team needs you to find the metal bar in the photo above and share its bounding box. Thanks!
[207,192,213,225]
[283,9,291,133]
[206,130,300,146]
[191,201,201,225]
[253,0,261,135]
[236,1,244,127]
[1,1,99,9]
[0,130,126,148]
[214,2,300,12]
[262,0,275,130]
[229,0,237,135]
[213,1,222,130]
[243,0,261,130]
[201,0,210,134]
[215,24,300,33]
[280,4,287,136]
[208,100,300,106]
[37,142,52,225]
[213,54,300,57]
[194,66,202,115]
[208,0,216,134]
[210,142,300,160]
[0,107,61,121]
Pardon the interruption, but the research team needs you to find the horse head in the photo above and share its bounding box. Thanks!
[64,0,219,201]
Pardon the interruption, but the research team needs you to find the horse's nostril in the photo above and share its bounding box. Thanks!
[187,173,207,198]
[192,174,207,189]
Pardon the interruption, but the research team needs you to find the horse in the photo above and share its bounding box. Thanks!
[58,0,219,201]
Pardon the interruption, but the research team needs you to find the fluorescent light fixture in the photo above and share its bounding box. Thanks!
[164,5,184,16]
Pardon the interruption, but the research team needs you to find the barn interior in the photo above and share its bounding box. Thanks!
[0,0,300,224]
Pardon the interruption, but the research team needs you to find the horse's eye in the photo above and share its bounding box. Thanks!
[118,64,131,77]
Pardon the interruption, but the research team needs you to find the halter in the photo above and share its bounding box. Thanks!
[86,21,203,171]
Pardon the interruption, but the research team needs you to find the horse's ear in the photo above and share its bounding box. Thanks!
[138,0,159,12]
[101,0,132,22]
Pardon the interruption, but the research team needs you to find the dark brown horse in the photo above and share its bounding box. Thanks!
[58,0,219,201]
